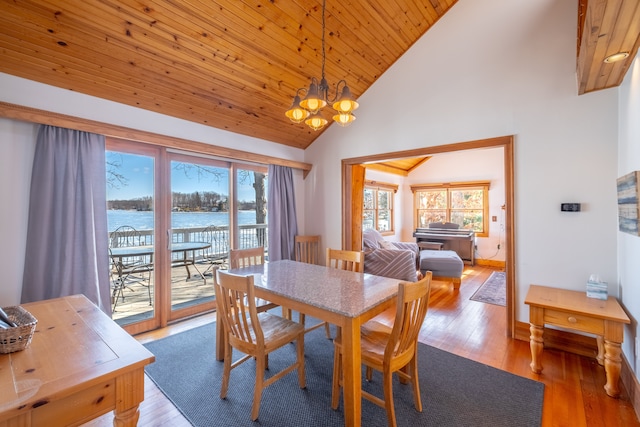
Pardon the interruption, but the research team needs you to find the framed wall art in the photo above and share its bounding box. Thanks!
[617,171,640,236]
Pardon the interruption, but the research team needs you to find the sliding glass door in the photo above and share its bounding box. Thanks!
[106,141,160,331]
[168,153,230,319]
[106,139,270,333]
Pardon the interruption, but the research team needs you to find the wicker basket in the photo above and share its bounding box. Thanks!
[0,306,38,354]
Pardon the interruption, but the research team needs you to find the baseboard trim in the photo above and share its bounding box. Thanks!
[515,321,640,418]
[474,259,505,268]
[621,353,640,421]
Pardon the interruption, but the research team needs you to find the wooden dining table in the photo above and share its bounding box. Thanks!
[217,259,400,427]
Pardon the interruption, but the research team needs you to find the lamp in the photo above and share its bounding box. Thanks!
[285,0,358,131]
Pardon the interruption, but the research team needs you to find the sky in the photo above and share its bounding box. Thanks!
[106,151,258,202]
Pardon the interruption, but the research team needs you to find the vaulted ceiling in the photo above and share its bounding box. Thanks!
[0,1,638,150]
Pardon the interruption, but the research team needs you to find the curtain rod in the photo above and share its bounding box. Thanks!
[0,101,312,176]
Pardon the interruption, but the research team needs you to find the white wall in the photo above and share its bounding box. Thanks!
[0,118,37,305]
[0,75,307,306]
[618,51,640,375]
[305,0,619,330]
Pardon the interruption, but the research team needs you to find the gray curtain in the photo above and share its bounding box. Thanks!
[267,165,298,261]
[21,125,111,314]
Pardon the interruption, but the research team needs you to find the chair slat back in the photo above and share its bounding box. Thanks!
[214,270,263,348]
[229,247,265,269]
[295,235,321,265]
[386,272,432,360]
[326,248,364,273]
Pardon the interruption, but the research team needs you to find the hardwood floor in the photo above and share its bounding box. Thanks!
[85,266,639,426]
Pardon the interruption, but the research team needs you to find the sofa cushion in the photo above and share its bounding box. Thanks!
[362,228,382,251]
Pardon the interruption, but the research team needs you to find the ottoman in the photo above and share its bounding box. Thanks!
[419,250,464,289]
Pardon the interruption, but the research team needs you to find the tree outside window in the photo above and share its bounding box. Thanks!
[412,181,490,237]
[363,181,397,233]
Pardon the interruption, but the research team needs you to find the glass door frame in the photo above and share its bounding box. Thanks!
[166,151,230,322]
[107,138,168,335]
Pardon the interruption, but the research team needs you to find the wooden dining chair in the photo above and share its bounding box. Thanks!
[321,248,365,339]
[331,272,433,427]
[293,235,331,337]
[215,247,280,361]
[214,270,306,421]
[326,248,364,272]
[228,246,279,312]
[229,246,265,269]
[294,235,321,265]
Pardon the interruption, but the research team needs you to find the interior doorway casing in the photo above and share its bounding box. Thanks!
[341,135,515,337]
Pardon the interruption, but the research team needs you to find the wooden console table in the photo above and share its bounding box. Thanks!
[525,284,630,398]
[0,294,155,426]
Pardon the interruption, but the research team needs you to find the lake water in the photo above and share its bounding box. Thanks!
[107,210,261,232]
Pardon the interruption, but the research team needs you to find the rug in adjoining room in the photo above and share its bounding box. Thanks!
[470,271,506,306]
[143,320,543,427]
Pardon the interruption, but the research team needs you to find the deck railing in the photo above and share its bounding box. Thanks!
[108,224,268,263]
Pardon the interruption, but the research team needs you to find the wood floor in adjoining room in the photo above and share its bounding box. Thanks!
[85,265,639,427]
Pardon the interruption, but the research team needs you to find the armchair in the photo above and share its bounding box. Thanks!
[362,229,419,282]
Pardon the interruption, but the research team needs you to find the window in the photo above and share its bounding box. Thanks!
[363,181,397,233]
[411,181,490,237]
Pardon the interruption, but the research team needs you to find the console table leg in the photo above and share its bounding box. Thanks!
[596,336,604,366]
[603,339,623,398]
[529,323,544,374]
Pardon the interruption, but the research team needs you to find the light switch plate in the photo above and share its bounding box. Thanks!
[561,203,581,212]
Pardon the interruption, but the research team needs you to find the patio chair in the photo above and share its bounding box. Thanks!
[214,270,306,421]
[109,225,153,310]
[201,225,229,275]
[331,272,433,427]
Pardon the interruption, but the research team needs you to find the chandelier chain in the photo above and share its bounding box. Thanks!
[321,0,326,81]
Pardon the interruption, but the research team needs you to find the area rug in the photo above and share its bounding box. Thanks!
[470,271,506,306]
[143,321,543,426]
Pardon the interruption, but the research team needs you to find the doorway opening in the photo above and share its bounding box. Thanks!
[340,135,515,337]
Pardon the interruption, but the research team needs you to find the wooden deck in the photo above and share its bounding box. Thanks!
[110,259,219,325]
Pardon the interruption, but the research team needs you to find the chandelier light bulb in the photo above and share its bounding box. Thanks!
[333,112,356,127]
[285,95,309,123]
[305,112,328,131]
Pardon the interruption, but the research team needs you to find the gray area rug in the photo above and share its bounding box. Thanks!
[143,320,543,426]
[470,271,506,306]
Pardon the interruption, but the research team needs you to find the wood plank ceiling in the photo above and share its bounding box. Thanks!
[0,1,638,151]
